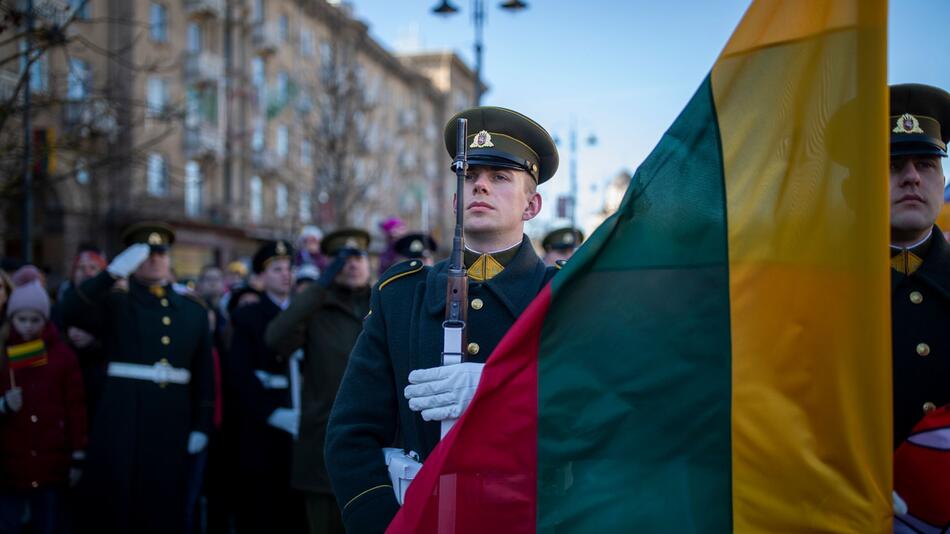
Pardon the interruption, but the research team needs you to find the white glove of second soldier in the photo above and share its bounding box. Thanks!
[404,362,484,421]
[268,408,300,438]
[107,243,151,278]
[187,431,208,454]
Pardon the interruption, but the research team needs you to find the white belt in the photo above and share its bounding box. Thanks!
[255,370,290,390]
[108,361,191,386]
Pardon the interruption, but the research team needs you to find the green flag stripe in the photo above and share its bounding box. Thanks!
[538,76,733,530]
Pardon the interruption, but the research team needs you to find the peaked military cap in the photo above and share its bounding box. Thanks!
[394,232,437,259]
[542,227,584,251]
[321,228,371,257]
[252,239,294,274]
[121,221,175,251]
[890,83,950,157]
[444,106,559,184]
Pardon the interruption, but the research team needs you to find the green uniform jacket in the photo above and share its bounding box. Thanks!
[265,282,370,495]
[892,227,950,447]
[325,236,556,533]
[61,271,213,533]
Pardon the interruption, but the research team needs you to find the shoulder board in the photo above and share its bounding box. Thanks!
[182,291,210,310]
[378,259,426,291]
[554,259,567,270]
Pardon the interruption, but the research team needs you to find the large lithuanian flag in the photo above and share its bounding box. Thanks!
[389,0,891,531]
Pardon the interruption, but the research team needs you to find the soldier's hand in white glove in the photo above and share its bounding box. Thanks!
[107,243,151,278]
[405,362,484,421]
[1,387,23,413]
[187,431,208,454]
[893,490,908,515]
[267,408,299,438]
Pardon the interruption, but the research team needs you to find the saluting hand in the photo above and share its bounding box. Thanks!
[107,243,151,278]
[405,362,484,422]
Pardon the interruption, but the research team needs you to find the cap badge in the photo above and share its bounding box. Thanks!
[562,233,574,244]
[344,238,359,249]
[276,241,287,255]
[148,232,163,245]
[410,239,424,253]
[893,113,925,134]
[470,130,495,149]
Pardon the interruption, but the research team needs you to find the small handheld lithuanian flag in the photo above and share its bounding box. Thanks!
[7,339,48,370]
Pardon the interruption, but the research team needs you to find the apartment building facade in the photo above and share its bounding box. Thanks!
[0,0,478,279]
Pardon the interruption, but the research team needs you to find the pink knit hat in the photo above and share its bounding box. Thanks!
[6,281,50,320]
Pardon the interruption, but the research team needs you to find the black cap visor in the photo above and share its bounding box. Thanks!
[891,138,948,158]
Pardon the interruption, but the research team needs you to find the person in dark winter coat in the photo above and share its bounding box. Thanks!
[0,280,86,534]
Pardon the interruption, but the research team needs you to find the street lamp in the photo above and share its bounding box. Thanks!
[430,0,528,106]
[554,120,597,229]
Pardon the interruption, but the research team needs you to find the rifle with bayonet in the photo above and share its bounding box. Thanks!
[440,117,469,438]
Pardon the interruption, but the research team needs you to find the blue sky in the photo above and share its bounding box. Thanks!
[348,1,950,235]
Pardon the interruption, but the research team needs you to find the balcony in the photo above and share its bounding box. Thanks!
[183,0,224,18]
[250,148,280,174]
[183,51,223,86]
[251,22,280,56]
[183,124,223,160]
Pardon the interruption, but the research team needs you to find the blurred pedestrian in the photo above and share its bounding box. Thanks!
[266,229,372,534]
[377,217,407,275]
[392,232,438,266]
[0,280,86,534]
[293,264,321,295]
[62,222,214,534]
[294,226,327,272]
[541,227,584,266]
[228,240,305,533]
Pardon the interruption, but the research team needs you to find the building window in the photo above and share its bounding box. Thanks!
[299,191,311,222]
[278,15,289,43]
[147,153,168,196]
[21,40,49,94]
[149,3,167,43]
[276,184,288,217]
[300,140,312,167]
[147,76,167,116]
[252,0,264,24]
[187,23,202,54]
[275,125,288,160]
[251,57,265,110]
[70,0,90,19]
[185,161,201,216]
[275,71,289,104]
[250,176,263,223]
[251,121,264,152]
[75,158,89,184]
[66,58,90,123]
[186,85,217,126]
[299,29,314,57]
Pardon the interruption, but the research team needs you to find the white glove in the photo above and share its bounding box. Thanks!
[2,388,23,413]
[187,431,208,454]
[107,243,151,278]
[267,408,299,438]
[893,490,907,515]
[405,362,484,421]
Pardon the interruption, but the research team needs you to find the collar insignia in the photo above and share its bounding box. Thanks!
[468,253,504,282]
[893,113,925,134]
[470,130,495,149]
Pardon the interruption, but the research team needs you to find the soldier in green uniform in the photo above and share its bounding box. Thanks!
[393,232,438,266]
[541,226,584,266]
[62,222,214,534]
[265,229,373,534]
[325,107,561,533]
[888,84,950,447]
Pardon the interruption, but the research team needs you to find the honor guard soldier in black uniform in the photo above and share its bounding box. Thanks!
[325,107,561,533]
[393,232,438,266]
[265,228,373,534]
[62,222,214,534]
[541,226,584,266]
[227,240,306,533]
[888,84,950,447]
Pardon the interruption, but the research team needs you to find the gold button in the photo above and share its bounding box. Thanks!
[471,298,483,310]
[909,291,923,304]
[31,481,38,488]
[467,342,480,355]
[160,298,169,307]
[410,261,418,267]
[30,415,38,423]
[917,343,930,357]
[161,336,171,345]
[923,401,937,414]
[162,316,171,326]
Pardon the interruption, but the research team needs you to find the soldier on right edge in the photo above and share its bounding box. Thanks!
[325,107,561,533]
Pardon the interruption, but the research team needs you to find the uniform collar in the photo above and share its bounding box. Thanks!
[426,234,547,318]
[905,226,950,298]
[463,241,521,281]
[890,227,936,275]
[130,278,179,308]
